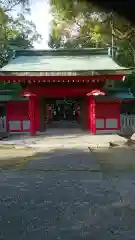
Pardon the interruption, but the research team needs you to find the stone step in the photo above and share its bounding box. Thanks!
[47,121,79,128]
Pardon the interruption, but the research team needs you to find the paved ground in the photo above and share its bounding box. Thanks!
[0,128,126,149]
[0,144,135,240]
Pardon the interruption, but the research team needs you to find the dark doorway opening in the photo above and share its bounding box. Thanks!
[46,97,81,128]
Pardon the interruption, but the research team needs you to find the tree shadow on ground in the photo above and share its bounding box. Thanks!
[1,144,135,173]
[1,147,135,240]
[23,148,99,171]
[90,146,135,172]
[0,147,98,170]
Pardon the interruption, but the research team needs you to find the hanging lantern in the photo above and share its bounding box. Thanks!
[87,89,105,96]
[20,91,36,98]
[122,76,126,81]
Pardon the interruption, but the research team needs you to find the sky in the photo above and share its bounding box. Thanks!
[26,0,52,49]
[14,0,52,49]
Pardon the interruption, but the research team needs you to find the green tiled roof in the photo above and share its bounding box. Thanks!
[0,89,27,102]
[0,48,127,72]
[97,88,135,100]
[0,95,13,101]
[112,93,135,99]
[0,95,28,101]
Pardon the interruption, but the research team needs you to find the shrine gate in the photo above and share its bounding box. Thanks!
[0,48,129,136]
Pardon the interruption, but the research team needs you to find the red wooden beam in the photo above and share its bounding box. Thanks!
[21,83,105,98]
[0,74,125,82]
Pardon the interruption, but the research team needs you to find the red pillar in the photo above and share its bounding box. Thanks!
[29,96,36,136]
[87,96,96,134]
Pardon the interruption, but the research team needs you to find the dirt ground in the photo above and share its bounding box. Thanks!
[0,145,35,168]
[90,146,135,171]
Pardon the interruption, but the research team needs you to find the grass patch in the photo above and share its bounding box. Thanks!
[0,158,29,169]
[14,156,32,170]
[0,144,15,149]
[0,148,35,169]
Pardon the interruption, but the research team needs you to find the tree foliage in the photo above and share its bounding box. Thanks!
[0,0,42,67]
[50,0,135,68]
[0,0,30,12]
[49,0,135,93]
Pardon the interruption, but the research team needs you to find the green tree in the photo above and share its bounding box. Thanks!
[0,6,42,67]
[1,0,30,12]
[50,0,135,93]
[0,0,41,93]
[49,1,107,49]
[50,0,135,67]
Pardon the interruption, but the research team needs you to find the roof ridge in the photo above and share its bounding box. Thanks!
[14,48,109,58]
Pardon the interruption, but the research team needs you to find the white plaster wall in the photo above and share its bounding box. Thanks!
[96,119,104,129]
[9,121,21,130]
[96,118,118,131]
[22,120,30,130]
[106,119,118,129]
[8,120,30,131]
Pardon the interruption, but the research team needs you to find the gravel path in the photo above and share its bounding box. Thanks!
[0,148,135,240]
